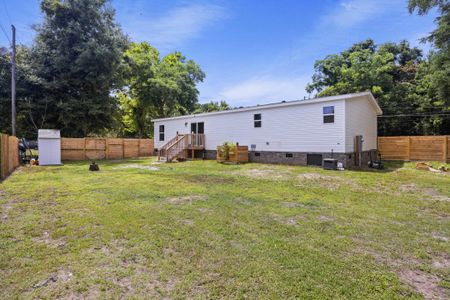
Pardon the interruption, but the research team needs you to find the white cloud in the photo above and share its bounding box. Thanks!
[326,0,388,28]
[219,75,311,107]
[125,3,227,50]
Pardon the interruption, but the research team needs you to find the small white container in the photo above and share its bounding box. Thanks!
[38,129,62,166]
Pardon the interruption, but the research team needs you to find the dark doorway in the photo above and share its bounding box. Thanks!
[191,122,204,134]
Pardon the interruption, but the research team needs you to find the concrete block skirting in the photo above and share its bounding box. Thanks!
[203,149,378,168]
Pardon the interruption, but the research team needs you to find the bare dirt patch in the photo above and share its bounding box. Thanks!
[32,269,73,289]
[399,184,450,202]
[297,173,352,191]
[166,195,207,205]
[232,168,293,180]
[269,213,300,226]
[351,242,449,299]
[32,231,66,248]
[399,269,448,300]
[113,164,159,171]
[399,183,418,193]
[432,255,450,270]
[431,232,449,242]
[1,200,15,222]
[318,215,335,222]
[281,202,302,208]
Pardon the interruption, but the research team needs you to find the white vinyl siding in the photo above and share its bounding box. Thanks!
[344,97,378,152]
[154,99,347,153]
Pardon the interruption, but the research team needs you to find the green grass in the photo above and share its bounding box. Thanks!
[0,159,449,299]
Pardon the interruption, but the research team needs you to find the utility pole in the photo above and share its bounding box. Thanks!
[11,25,16,136]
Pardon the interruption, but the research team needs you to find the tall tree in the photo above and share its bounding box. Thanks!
[32,0,127,137]
[409,0,450,134]
[306,39,447,135]
[120,42,205,137]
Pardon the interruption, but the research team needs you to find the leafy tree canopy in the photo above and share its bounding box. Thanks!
[193,101,230,113]
[118,42,205,137]
[31,0,128,137]
[306,39,448,135]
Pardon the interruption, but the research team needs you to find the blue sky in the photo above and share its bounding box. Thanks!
[0,0,438,106]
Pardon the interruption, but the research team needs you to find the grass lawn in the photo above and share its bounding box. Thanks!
[0,158,449,299]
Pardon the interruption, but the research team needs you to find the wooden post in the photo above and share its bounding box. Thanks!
[83,138,86,160]
[138,139,141,157]
[407,136,411,161]
[121,139,124,159]
[105,138,109,160]
[0,134,3,179]
[443,135,448,163]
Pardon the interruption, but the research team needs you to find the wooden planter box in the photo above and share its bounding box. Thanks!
[217,144,249,163]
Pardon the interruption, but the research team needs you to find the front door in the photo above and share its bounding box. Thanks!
[190,122,204,134]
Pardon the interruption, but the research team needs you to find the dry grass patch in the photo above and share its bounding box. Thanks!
[165,195,207,205]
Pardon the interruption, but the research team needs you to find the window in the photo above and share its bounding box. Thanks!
[323,106,334,123]
[254,114,261,127]
[159,125,165,141]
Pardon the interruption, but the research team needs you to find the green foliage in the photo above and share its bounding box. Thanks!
[31,0,128,137]
[193,100,230,113]
[0,46,47,138]
[119,42,205,137]
[306,39,448,135]
[409,0,450,134]
[218,141,236,160]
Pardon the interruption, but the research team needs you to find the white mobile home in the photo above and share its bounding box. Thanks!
[153,92,382,167]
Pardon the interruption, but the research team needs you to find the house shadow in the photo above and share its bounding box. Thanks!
[347,160,407,173]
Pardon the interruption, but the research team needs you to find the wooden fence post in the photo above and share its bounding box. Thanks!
[444,135,448,163]
[0,134,3,179]
[105,138,109,160]
[138,139,141,157]
[121,138,124,159]
[407,136,411,161]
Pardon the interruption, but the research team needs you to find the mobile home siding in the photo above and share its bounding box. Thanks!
[344,97,378,152]
[154,99,347,153]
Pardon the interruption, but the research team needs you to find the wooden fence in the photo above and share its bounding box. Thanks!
[61,138,154,161]
[378,136,450,162]
[217,144,249,163]
[0,134,20,179]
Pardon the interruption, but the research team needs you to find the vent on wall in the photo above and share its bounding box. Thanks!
[286,153,293,158]
[254,152,261,157]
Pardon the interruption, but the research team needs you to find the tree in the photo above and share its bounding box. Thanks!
[306,39,447,135]
[120,42,205,137]
[409,0,450,134]
[193,101,230,113]
[32,0,128,137]
[0,45,47,138]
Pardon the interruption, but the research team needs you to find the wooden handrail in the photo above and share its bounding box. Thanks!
[159,133,205,162]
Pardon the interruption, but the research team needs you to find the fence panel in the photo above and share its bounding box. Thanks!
[123,139,140,158]
[61,138,153,161]
[378,136,449,162]
[0,134,19,179]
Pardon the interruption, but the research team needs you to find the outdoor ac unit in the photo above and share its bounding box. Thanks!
[323,158,338,170]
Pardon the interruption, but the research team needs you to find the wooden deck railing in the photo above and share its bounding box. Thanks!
[158,134,205,162]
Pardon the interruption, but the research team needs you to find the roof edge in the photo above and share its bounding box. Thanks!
[152,91,381,122]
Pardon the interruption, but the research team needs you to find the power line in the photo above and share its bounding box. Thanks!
[378,113,450,118]
[1,0,12,25]
[0,22,11,45]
